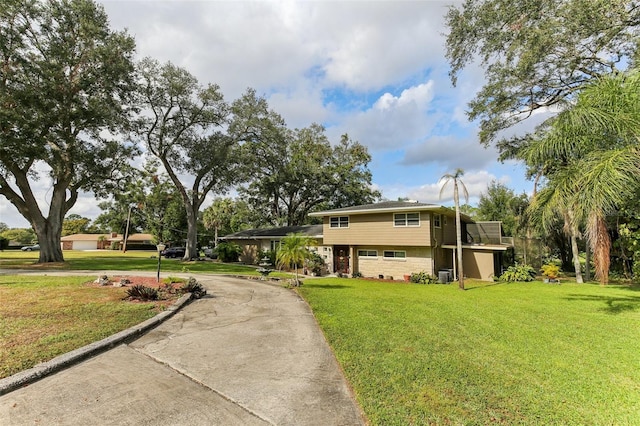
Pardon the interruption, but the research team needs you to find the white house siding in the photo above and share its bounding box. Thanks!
[353,246,433,280]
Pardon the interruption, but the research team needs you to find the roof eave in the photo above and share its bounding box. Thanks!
[310,205,447,216]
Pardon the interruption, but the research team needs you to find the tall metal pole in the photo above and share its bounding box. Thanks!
[156,243,165,283]
[157,253,161,283]
[122,205,133,253]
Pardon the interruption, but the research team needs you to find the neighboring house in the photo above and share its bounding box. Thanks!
[60,233,155,250]
[308,201,513,281]
[220,225,325,265]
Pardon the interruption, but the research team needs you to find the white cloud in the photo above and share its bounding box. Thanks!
[405,170,509,205]
[328,80,437,150]
[400,134,499,170]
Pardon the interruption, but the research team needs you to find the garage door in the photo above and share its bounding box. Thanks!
[72,241,98,250]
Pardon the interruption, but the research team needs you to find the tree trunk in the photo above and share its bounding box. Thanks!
[184,207,199,260]
[587,213,610,285]
[32,217,65,263]
[585,244,592,281]
[2,168,68,263]
[565,211,583,283]
[455,186,464,290]
[570,232,584,283]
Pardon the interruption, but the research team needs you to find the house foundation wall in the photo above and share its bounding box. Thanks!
[353,246,433,280]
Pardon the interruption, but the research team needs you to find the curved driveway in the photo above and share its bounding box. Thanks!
[0,274,365,425]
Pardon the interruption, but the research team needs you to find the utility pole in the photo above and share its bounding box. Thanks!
[122,205,133,253]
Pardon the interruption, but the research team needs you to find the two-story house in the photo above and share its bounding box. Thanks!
[309,201,512,281]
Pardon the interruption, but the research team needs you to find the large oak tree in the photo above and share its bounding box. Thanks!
[0,0,137,262]
[230,90,380,227]
[134,58,240,260]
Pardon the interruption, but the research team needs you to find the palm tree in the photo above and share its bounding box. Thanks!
[440,168,469,290]
[276,232,316,286]
[525,71,640,285]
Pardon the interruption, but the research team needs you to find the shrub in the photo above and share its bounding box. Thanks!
[163,276,186,284]
[179,277,207,299]
[410,271,436,284]
[257,249,276,266]
[305,252,326,275]
[352,271,363,278]
[126,285,159,301]
[216,242,243,262]
[499,264,536,282]
[541,263,560,279]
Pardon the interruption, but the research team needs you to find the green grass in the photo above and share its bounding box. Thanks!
[0,249,262,274]
[298,278,640,425]
[0,275,166,379]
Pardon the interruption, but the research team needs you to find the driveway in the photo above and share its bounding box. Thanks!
[0,275,365,425]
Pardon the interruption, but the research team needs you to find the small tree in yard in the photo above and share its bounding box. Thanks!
[440,169,469,290]
[276,233,315,286]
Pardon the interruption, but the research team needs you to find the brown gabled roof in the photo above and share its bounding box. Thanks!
[60,234,107,241]
[221,225,323,240]
[60,233,154,242]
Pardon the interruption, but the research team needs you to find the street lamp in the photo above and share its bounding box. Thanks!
[156,243,166,283]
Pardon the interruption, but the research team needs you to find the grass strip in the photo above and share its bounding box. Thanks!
[0,250,261,274]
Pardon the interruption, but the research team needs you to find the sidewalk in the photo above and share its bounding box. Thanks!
[0,275,365,425]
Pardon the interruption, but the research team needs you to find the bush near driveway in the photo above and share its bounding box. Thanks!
[298,278,640,425]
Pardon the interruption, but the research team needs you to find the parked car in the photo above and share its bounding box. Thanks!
[162,247,186,258]
[21,244,40,251]
[202,246,218,259]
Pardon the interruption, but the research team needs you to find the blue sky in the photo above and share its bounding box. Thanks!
[0,0,539,228]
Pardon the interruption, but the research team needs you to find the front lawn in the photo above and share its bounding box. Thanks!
[298,278,640,425]
[0,275,168,379]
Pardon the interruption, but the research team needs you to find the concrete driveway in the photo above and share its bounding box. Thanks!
[0,275,365,425]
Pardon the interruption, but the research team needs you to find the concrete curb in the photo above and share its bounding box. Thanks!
[0,292,193,396]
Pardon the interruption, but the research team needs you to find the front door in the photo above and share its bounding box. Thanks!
[333,245,350,274]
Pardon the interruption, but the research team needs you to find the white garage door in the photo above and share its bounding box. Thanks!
[72,241,98,250]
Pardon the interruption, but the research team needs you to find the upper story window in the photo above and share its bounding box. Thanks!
[330,216,349,228]
[394,212,420,227]
[433,213,442,228]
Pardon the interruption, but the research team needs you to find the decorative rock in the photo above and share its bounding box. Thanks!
[96,275,111,286]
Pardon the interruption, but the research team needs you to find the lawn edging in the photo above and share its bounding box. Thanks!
[0,292,194,396]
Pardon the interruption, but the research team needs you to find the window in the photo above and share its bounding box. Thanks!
[358,249,378,258]
[330,216,349,228]
[394,212,420,227]
[270,240,281,252]
[433,214,441,228]
[383,250,406,259]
